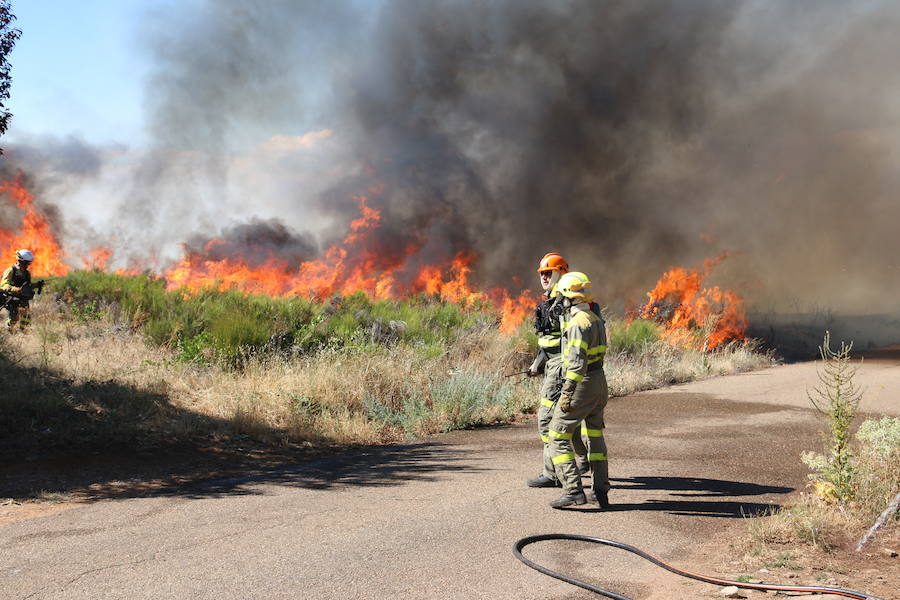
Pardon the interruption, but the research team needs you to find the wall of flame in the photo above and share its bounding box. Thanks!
[1,175,746,344]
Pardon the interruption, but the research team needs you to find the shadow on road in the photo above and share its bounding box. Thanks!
[180,442,486,498]
[9,441,487,502]
[562,476,792,517]
[0,344,485,502]
[612,476,792,497]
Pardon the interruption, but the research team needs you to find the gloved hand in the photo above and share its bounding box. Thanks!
[558,379,577,412]
[17,283,35,300]
[527,369,539,378]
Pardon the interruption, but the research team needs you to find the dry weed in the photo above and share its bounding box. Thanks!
[606,338,773,397]
[747,493,857,551]
[3,296,771,450]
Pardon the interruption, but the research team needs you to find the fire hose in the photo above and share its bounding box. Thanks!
[513,533,885,600]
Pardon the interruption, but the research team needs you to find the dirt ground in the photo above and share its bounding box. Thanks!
[644,519,899,600]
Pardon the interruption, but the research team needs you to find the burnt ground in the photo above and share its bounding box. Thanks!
[747,311,900,362]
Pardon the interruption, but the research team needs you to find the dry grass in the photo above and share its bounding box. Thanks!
[3,296,773,453]
[747,493,858,551]
[743,342,899,558]
[606,338,774,397]
[2,297,534,449]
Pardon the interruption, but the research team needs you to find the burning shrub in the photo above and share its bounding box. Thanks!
[635,255,748,351]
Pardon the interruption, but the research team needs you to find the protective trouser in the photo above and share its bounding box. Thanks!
[547,367,609,495]
[538,355,587,481]
[4,299,29,331]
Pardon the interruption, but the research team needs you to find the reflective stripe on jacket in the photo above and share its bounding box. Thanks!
[561,304,607,382]
[535,284,563,353]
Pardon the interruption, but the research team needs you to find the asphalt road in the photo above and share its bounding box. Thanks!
[3,359,898,600]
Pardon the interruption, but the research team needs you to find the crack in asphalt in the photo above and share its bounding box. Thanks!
[21,515,295,599]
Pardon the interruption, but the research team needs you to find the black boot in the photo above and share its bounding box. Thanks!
[587,489,610,508]
[550,491,587,508]
[527,474,560,488]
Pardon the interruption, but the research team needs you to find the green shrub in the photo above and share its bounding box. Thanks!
[362,371,520,437]
[175,331,212,364]
[363,394,404,429]
[853,416,900,519]
[51,271,501,369]
[429,371,513,431]
[608,318,662,355]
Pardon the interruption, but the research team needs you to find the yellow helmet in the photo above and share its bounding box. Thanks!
[556,271,593,303]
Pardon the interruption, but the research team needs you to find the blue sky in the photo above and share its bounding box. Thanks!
[6,0,165,145]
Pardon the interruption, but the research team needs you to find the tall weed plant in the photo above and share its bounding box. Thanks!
[801,332,862,503]
[751,333,898,552]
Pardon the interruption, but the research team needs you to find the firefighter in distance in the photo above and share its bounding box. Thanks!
[1,249,44,333]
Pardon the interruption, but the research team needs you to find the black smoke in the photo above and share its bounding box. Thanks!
[181,218,316,268]
[6,0,900,317]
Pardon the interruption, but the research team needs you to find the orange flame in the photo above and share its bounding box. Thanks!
[638,254,747,350]
[83,247,113,271]
[0,175,70,277]
[2,177,748,342]
[0,176,535,332]
[163,195,536,333]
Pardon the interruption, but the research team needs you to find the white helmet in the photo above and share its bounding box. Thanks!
[16,249,34,263]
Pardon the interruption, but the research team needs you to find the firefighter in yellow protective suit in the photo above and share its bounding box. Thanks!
[1,249,37,332]
[526,253,589,489]
[546,271,611,509]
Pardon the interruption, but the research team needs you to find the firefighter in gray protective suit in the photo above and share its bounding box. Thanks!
[545,271,611,509]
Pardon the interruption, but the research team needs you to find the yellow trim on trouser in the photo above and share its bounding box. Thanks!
[540,398,555,408]
[548,430,573,440]
[587,453,608,461]
[583,427,604,437]
[552,452,576,465]
[540,435,549,443]
[565,371,584,382]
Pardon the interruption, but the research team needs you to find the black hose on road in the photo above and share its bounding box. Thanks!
[513,533,886,600]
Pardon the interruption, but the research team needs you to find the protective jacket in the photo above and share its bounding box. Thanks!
[1,264,31,296]
[560,304,607,383]
[534,287,565,354]
[547,302,611,496]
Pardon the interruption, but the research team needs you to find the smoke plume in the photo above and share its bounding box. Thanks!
[5,0,900,316]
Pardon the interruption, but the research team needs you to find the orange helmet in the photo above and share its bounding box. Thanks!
[537,252,569,274]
